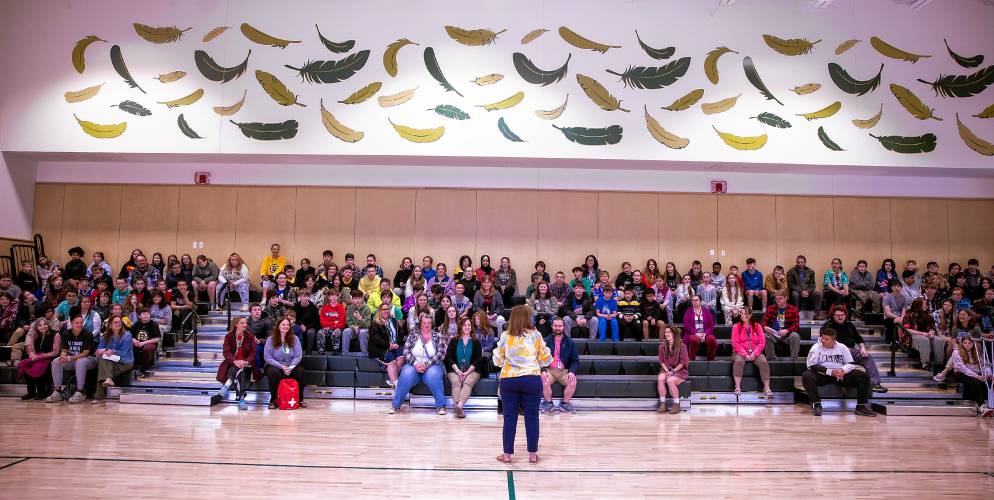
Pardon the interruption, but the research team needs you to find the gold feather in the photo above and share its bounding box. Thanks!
[320,99,364,143]
[535,94,568,120]
[713,125,767,150]
[444,26,506,46]
[64,83,104,103]
[704,46,737,85]
[789,83,821,95]
[870,36,930,63]
[389,119,444,143]
[203,26,230,43]
[71,35,106,74]
[559,26,621,53]
[383,38,418,78]
[377,87,418,108]
[644,106,689,149]
[890,84,941,121]
[74,114,126,139]
[154,71,186,83]
[471,74,504,86]
[521,29,548,45]
[974,103,994,119]
[339,82,382,105]
[835,39,860,55]
[662,89,704,111]
[256,70,305,107]
[762,34,821,56]
[956,113,994,156]
[213,90,247,116]
[576,74,628,112]
[477,91,525,111]
[700,94,740,115]
[240,23,301,49]
[133,23,191,44]
[157,88,204,108]
[796,101,842,121]
[851,104,883,129]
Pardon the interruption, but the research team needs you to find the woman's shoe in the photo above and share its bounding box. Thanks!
[388,406,399,414]
[437,406,447,415]
[299,401,307,408]
[237,399,248,411]
[455,405,465,418]
[734,388,741,396]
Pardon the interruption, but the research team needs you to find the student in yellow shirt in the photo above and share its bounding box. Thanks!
[367,279,403,315]
[259,243,286,303]
[358,264,381,300]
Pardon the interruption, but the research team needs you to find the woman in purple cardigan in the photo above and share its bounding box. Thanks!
[682,295,717,360]
[657,326,688,414]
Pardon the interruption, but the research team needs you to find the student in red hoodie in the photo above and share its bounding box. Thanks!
[317,293,346,354]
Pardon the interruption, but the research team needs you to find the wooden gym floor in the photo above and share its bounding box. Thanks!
[1,399,992,499]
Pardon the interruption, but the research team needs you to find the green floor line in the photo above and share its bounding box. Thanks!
[507,470,516,500]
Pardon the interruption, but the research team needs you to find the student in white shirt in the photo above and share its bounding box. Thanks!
[801,328,876,417]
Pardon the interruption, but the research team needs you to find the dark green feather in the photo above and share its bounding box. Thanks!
[817,126,844,151]
[284,50,370,84]
[427,104,470,120]
[110,100,151,116]
[828,62,883,96]
[552,124,623,145]
[315,24,355,54]
[749,112,791,128]
[110,44,145,94]
[497,117,524,142]
[944,39,983,69]
[635,30,674,60]
[229,119,298,140]
[424,47,463,97]
[194,49,251,83]
[512,52,570,86]
[605,57,690,90]
[177,114,203,139]
[743,56,782,105]
[916,65,994,98]
[869,133,936,154]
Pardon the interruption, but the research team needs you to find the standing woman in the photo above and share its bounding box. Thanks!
[656,325,688,414]
[731,310,772,397]
[389,315,447,414]
[17,318,61,400]
[92,315,134,404]
[216,317,259,410]
[264,316,306,409]
[495,257,517,307]
[445,317,483,418]
[493,305,552,465]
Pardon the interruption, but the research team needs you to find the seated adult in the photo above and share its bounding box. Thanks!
[682,295,718,361]
[130,308,161,378]
[389,315,447,415]
[16,318,60,400]
[732,310,772,397]
[92,315,134,404]
[540,318,579,414]
[263,316,306,409]
[216,317,259,411]
[787,255,824,319]
[191,255,219,309]
[849,260,880,318]
[217,253,250,311]
[657,326,688,414]
[948,336,992,417]
[822,258,851,312]
[46,315,95,403]
[762,292,802,360]
[445,317,483,419]
[822,305,887,393]
[473,278,507,336]
[802,328,876,417]
[368,303,406,387]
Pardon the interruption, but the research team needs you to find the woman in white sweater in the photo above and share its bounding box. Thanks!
[217,253,250,311]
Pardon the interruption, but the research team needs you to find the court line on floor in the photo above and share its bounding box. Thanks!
[507,471,516,500]
[0,458,30,471]
[0,455,991,476]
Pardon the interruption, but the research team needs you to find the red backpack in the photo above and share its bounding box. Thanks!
[276,378,300,410]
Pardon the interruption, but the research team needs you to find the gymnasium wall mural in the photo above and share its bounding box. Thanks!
[1,0,993,166]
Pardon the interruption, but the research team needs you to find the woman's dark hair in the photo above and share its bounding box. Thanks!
[881,259,896,272]
[582,255,599,273]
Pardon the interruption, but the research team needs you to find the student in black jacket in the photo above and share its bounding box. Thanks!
[617,286,642,341]
[293,293,320,353]
[640,288,665,340]
[368,303,406,387]
[559,284,595,338]
[820,304,887,393]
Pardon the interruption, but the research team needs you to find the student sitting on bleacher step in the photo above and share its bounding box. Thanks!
[821,305,887,393]
[802,329,876,417]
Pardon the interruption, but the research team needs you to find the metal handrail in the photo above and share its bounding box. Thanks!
[178,309,200,368]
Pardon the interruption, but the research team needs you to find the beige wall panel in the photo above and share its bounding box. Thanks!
[597,192,659,278]
[293,188,356,267]
[476,190,537,287]
[176,186,237,266]
[776,196,835,276]
[32,184,65,259]
[414,189,477,273]
[118,186,179,268]
[234,187,296,288]
[536,191,598,279]
[355,189,416,276]
[947,200,994,267]
[717,195,776,270]
[659,193,717,272]
[833,197,891,269]
[61,184,123,268]
[891,198,949,267]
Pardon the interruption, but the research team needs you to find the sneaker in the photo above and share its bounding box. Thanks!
[237,399,248,411]
[560,402,576,414]
[872,383,888,393]
[240,304,249,312]
[811,403,823,416]
[68,391,85,403]
[385,379,396,388]
[854,404,877,417]
[317,350,325,356]
[387,406,399,414]
[46,391,63,403]
[932,372,946,383]
[980,405,992,418]
[218,385,231,399]
[437,407,447,415]
[539,400,555,413]
[657,403,669,414]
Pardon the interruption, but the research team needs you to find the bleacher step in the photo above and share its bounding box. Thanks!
[119,391,220,406]
[871,400,977,416]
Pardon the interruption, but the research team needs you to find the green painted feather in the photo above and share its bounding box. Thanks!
[605,57,690,90]
[512,52,571,86]
[497,117,524,142]
[916,65,994,98]
[315,24,354,54]
[229,119,298,140]
[635,30,674,60]
[427,104,470,120]
[552,124,623,145]
[177,114,204,139]
[828,63,883,96]
[750,112,791,128]
[743,56,782,105]
[869,133,936,154]
[817,126,843,151]
[944,39,983,69]
[424,47,463,97]
[111,100,151,116]
[284,51,369,84]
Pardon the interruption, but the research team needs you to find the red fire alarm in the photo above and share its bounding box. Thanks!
[194,172,211,185]
[711,180,727,193]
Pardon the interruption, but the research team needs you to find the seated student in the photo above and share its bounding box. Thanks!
[433,296,454,328]
[674,274,695,322]
[55,290,80,324]
[264,316,306,409]
[763,265,787,306]
[368,303,406,387]
[540,317,579,414]
[569,266,593,296]
[964,258,983,300]
[823,258,851,312]
[581,255,601,286]
[439,305,460,342]
[216,317,258,410]
[560,283,596,338]
[696,273,719,317]
[923,261,948,296]
[640,288,665,340]
[458,266,481,301]
[456,256,474,281]
[949,287,972,313]
[899,270,922,306]
[393,258,414,299]
[657,325,688,414]
[877,259,900,294]
[688,261,705,287]
[732,309,772,397]
[368,279,403,314]
[63,247,87,284]
[294,258,315,288]
[271,272,297,309]
[849,260,880,318]
[358,265,381,301]
[14,261,39,297]
[822,305,887,393]
[651,275,674,324]
[974,287,994,334]
[338,267,359,299]
[92,315,134,404]
[445,317,483,419]
[594,283,620,341]
[473,310,498,367]
[883,280,908,344]
[389,315,447,415]
[130,308,161,378]
[614,262,635,290]
[46,315,95,403]
[682,295,718,361]
[148,292,171,330]
[934,309,985,382]
[722,274,745,326]
[761,292,801,360]
[802,328,876,417]
[476,255,496,284]
[450,282,473,317]
[16,318,60,400]
[111,277,131,305]
[548,271,570,305]
[948,336,993,417]
[293,292,320,354]
[343,290,372,356]
[530,261,551,291]
[787,255,823,319]
[643,259,661,288]
[153,279,172,303]
[528,282,560,336]
[317,292,346,355]
[406,291,434,333]
[592,270,612,300]
[365,254,385,278]
[742,258,765,312]
[473,278,506,336]
[903,298,947,369]
[341,253,358,277]
[617,286,642,341]
[420,256,436,282]
[164,261,191,290]
[259,243,286,303]
[494,257,517,306]
[427,263,456,297]
[191,255,219,309]
[630,270,647,302]
[89,266,112,294]
[217,253,250,311]
[403,265,427,301]
[170,280,195,329]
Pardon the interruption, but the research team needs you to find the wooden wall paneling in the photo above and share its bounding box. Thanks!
[176,186,238,267]
[476,190,537,287]
[946,199,994,268]
[775,196,835,276]
[293,188,356,268]
[717,195,776,271]
[32,184,65,259]
[118,186,179,269]
[60,184,123,269]
[832,197,891,269]
[234,187,297,288]
[355,189,416,277]
[658,193,717,273]
[535,191,598,280]
[891,198,949,267]
[414,189,477,274]
[597,192,659,278]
